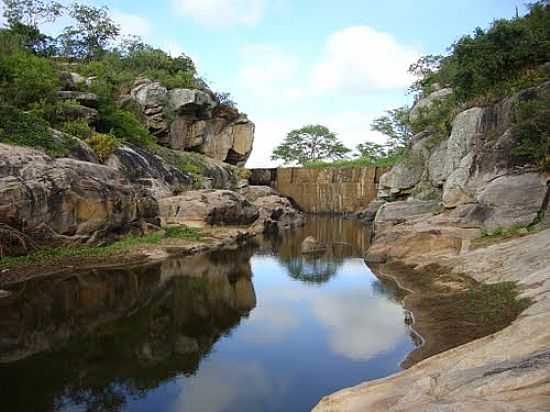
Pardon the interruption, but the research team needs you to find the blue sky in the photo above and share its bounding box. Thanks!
[1,0,528,166]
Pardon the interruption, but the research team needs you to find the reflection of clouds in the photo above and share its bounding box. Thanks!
[174,360,271,412]
[239,302,301,344]
[312,290,408,360]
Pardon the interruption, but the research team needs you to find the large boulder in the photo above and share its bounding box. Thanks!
[241,186,304,233]
[159,190,259,227]
[0,144,159,246]
[374,200,441,233]
[126,79,255,166]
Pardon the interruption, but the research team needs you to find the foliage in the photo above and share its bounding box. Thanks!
[511,98,550,171]
[272,124,351,165]
[57,3,120,61]
[86,131,119,162]
[0,101,71,156]
[164,226,203,241]
[0,43,58,108]
[411,2,550,102]
[62,119,92,139]
[303,153,401,169]
[215,92,237,108]
[355,141,387,161]
[409,95,458,138]
[102,108,154,146]
[2,0,63,27]
[370,106,413,153]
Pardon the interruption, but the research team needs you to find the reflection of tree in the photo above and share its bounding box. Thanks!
[0,249,257,412]
[283,255,342,284]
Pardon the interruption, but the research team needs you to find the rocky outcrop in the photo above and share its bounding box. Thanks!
[377,81,550,232]
[241,186,304,234]
[409,87,453,123]
[0,144,158,245]
[126,79,254,166]
[159,189,259,227]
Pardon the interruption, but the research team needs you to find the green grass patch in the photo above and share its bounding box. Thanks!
[0,226,204,269]
[303,155,401,169]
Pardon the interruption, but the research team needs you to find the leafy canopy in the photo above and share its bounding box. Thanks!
[271,125,351,165]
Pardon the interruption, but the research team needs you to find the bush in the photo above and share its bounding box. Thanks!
[0,47,59,109]
[102,109,154,146]
[511,98,550,171]
[0,101,70,156]
[86,132,119,162]
[63,120,93,140]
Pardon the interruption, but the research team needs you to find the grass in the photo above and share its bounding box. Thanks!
[303,155,401,169]
[0,226,204,269]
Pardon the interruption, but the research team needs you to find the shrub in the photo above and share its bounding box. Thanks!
[102,109,154,146]
[86,132,119,162]
[0,101,70,156]
[511,98,550,171]
[0,47,59,109]
[63,120,93,140]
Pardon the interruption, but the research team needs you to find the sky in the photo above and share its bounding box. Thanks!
[1,0,529,167]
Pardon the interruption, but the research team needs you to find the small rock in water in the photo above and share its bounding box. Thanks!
[301,236,327,254]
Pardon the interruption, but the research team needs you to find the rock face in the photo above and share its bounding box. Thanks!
[159,190,259,227]
[126,79,254,166]
[0,144,158,245]
[240,186,304,234]
[409,88,453,123]
[377,81,550,232]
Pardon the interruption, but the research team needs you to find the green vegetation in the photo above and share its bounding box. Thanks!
[0,225,204,268]
[303,154,400,169]
[511,98,550,172]
[271,124,351,165]
[86,131,119,162]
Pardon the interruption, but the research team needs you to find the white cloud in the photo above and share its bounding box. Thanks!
[112,11,153,38]
[239,44,303,99]
[312,289,409,360]
[312,26,420,95]
[172,0,266,28]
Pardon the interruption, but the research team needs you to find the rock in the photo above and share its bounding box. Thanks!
[131,79,167,108]
[356,200,386,225]
[476,173,548,231]
[241,186,304,234]
[56,91,98,108]
[409,88,453,123]
[50,129,98,163]
[58,72,94,90]
[167,88,216,115]
[375,200,441,230]
[106,144,194,198]
[159,190,259,227]
[248,168,276,186]
[442,152,474,208]
[301,236,327,254]
[427,139,448,187]
[0,144,159,247]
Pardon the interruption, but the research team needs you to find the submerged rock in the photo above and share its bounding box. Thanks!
[301,236,327,254]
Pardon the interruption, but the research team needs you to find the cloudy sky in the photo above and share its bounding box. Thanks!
[2,0,526,167]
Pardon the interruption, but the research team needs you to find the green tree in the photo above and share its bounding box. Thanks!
[355,141,387,161]
[2,0,63,27]
[370,107,413,153]
[271,125,350,165]
[57,3,119,60]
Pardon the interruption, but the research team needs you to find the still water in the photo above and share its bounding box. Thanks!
[0,217,417,412]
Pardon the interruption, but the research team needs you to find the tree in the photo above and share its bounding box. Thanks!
[355,141,388,161]
[2,0,63,28]
[57,3,119,60]
[370,107,413,153]
[271,125,350,165]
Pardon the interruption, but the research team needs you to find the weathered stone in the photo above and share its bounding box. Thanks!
[106,144,194,198]
[50,129,98,163]
[131,80,167,108]
[167,88,216,115]
[0,144,159,246]
[375,200,441,230]
[301,236,327,254]
[159,190,259,227]
[241,186,304,234]
[476,173,548,231]
[409,88,453,123]
[427,139,448,187]
[442,152,474,208]
[355,200,386,225]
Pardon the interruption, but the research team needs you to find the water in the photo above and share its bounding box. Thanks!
[0,217,418,412]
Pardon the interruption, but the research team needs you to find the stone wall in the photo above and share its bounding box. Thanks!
[249,167,385,214]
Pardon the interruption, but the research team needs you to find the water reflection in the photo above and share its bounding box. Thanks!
[0,216,416,412]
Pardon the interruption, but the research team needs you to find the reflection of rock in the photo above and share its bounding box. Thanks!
[301,236,327,254]
[0,248,257,412]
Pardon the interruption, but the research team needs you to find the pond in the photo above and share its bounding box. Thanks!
[0,217,419,412]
